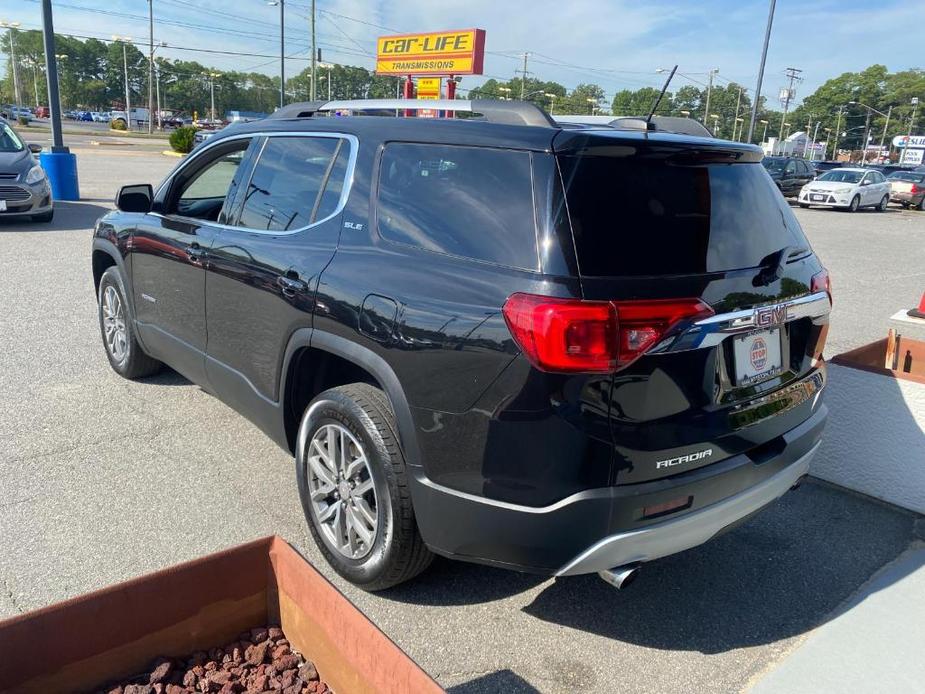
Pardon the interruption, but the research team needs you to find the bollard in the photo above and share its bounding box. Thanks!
[39,150,80,201]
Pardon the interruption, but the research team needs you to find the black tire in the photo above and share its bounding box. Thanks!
[799,203,809,208]
[918,197,925,211]
[848,195,860,212]
[97,266,162,379]
[296,383,433,591]
[32,209,54,223]
[877,194,889,212]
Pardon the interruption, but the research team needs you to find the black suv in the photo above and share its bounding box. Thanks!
[762,155,817,196]
[92,100,831,590]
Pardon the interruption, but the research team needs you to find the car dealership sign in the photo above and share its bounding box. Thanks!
[893,135,925,149]
[376,29,486,75]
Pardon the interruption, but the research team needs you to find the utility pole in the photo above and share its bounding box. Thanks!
[310,0,317,101]
[516,52,531,100]
[113,36,132,130]
[777,66,802,141]
[860,106,872,167]
[703,68,718,124]
[1,22,23,107]
[732,86,743,139]
[155,62,161,129]
[205,72,221,121]
[906,97,919,164]
[147,0,154,133]
[878,104,892,161]
[747,0,776,142]
[831,105,844,161]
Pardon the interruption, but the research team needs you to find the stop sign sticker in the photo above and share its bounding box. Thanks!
[750,337,768,371]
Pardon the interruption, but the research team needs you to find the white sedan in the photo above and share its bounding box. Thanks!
[798,168,891,212]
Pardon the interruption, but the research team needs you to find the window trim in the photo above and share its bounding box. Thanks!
[153,131,358,235]
[373,141,541,272]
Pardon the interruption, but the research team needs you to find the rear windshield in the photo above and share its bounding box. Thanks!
[888,172,925,183]
[558,157,809,277]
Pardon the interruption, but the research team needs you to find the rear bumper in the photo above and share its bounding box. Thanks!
[890,192,924,205]
[410,402,827,574]
[557,440,816,575]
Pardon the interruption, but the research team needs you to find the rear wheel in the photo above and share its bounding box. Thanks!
[877,194,889,212]
[848,195,860,212]
[918,197,925,211]
[97,267,161,379]
[296,383,433,590]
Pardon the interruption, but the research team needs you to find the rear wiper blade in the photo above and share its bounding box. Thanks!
[753,245,808,287]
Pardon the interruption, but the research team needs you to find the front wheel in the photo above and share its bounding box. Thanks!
[799,203,809,208]
[97,266,162,379]
[877,195,889,212]
[848,195,860,212]
[296,383,433,591]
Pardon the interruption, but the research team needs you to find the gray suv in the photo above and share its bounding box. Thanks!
[0,119,54,223]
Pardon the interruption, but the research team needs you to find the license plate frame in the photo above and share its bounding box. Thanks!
[0,200,7,212]
[810,194,825,201]
[733,328,783,386]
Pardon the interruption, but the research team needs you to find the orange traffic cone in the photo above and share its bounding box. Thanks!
[909,291,925,319]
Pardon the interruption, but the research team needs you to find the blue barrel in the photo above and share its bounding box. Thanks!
[39,151,80,201]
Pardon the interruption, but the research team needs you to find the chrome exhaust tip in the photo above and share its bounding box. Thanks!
[598,563,641,589]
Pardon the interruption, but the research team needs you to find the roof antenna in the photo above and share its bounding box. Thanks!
[647,64,677,126]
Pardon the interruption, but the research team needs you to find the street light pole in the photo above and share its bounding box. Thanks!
[147,0,154,133]
[861,106,871,167]
[878,105,892,162]
[1,22,23,107]
[747,0,776,142]
[703,68,718,124]
[905,97,919,164]
[310,0,316,101]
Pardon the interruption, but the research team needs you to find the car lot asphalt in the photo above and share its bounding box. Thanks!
[0,145,923,693]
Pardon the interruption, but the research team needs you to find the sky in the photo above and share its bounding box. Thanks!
[3,0,922,106]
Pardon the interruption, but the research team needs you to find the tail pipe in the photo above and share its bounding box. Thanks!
[597,563,641,589]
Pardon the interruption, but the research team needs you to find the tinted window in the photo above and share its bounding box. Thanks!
[377,143,538,269]
[762,158,786,172]
[819,170,863,183]
[315,140,350,221]
[237,136,345,231]
[174,143,250,222]
[559,157,810,277]
[0,122,24,152]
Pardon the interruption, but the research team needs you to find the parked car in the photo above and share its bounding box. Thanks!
[887,170,925,210]
[1,105,34,122]
[77,111,94,122]
[798,167,892,211]
[761,156,816,196]
[34,106,50,119]
[807,160,842,175]
[868,163,913,177]
[92,99,831,590]
[0,119,54,222]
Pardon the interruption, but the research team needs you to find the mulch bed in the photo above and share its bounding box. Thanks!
[97,626,329,694]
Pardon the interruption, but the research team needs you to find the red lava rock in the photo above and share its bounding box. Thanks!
[275,654,299,672]
[297,663,318,683]
[244,641,268,667]
[150,660,173,685]
[101,627,326,694]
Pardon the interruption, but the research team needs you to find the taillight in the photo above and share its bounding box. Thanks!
[502,294,713,373]
[811,268,832,303]
[910,184,920,194]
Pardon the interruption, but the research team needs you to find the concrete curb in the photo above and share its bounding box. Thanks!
[161,150,185,158]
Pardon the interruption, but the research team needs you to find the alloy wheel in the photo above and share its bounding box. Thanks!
[306,423,378,560]
[101,285,128,363]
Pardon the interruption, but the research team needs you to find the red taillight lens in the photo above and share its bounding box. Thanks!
[502,294,713,373]
[811,268,832,302]
[910,184,920,194]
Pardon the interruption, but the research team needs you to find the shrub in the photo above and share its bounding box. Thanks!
[169,126,196,153]
[110,118,127,131]
[17,116,29,126]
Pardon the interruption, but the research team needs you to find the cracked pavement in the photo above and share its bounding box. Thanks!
[0,146,921,693]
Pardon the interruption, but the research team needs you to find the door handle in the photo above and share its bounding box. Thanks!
[277,275,307,297]
[186,244,207,262]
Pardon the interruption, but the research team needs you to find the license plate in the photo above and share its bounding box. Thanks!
[733,329,782,385]
[0,200,6,212]
[810,194,825,201]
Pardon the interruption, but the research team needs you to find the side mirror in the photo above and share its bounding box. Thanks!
[116,184,153,213]
[28,143,42,154]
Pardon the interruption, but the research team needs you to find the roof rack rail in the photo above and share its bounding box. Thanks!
[267,98,557,127]
[553,114,714,138]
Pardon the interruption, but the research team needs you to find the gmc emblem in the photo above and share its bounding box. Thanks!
[756,305,788,327]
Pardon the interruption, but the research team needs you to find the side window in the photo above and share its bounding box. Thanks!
[873,172,885,183]
[377,143,538,269]
[237,136,346,231]
[171,141,252,222]
[784,161,796,174]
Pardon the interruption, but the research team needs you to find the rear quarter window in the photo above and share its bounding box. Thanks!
[376,143,539,270]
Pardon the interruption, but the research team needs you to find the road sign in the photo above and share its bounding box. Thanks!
[376,29,485,76]
[417,77,442,99]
